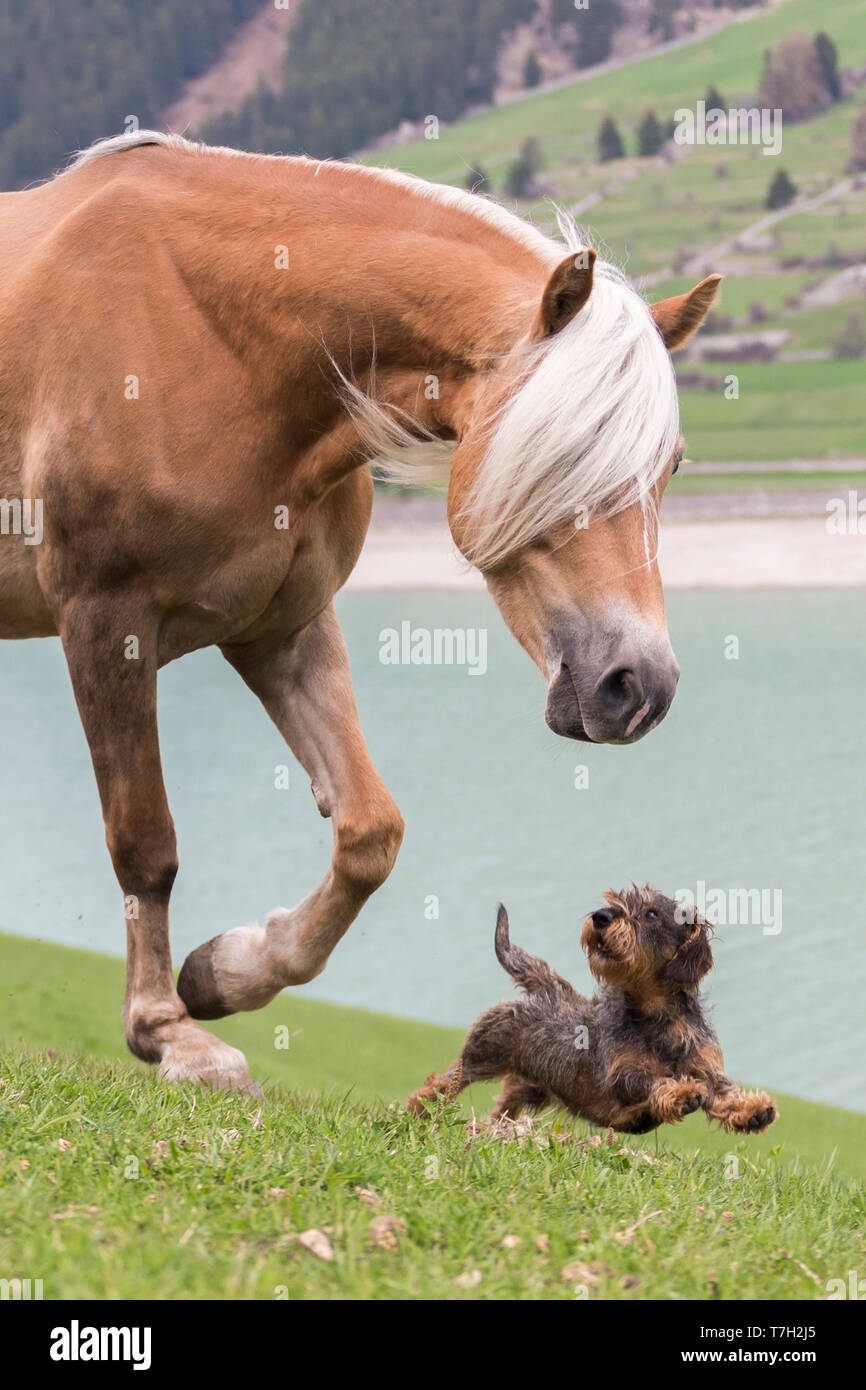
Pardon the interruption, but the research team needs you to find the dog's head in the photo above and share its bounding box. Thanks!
[580,885,713,995]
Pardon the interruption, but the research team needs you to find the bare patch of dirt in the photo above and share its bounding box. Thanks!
[162,2,299,135]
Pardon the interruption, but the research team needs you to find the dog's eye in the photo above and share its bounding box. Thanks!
[644,908,659,922]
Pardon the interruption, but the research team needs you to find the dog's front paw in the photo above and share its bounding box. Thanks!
[746,1101,776,1132]
[712,1089,777,1133]
[680,1086,707,1117]
[653,1077,707,1124]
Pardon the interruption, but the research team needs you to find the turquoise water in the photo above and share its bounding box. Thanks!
[1,589,864,1110]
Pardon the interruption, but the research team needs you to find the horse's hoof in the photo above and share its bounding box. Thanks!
[177,937,230,1019]
[178,923,280,1017]
[157,1026,262,1098]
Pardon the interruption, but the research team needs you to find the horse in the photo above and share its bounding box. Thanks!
[0,131,719,1093]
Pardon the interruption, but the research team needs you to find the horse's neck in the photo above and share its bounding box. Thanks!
[170,155,546,436]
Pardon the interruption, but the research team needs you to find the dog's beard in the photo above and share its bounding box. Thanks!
[582,916,636,982]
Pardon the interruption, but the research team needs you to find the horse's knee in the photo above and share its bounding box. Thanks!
[334,800,404,893]
[106,814,178,899]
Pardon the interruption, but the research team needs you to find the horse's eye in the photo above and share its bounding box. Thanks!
[645,908,659,921]
[671,459,680,476]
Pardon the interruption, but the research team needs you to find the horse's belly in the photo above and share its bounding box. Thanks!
[0,536,56,637]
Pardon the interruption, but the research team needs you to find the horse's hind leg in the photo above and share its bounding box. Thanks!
[177,604,404,1018]
[59,595,258,1093]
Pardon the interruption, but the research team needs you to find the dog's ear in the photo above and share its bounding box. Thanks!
[665,930,713,987]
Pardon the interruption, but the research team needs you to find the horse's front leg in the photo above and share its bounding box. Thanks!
[59,595,258,1092]
[177,604,404,1018]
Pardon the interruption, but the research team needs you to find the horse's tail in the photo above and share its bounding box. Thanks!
[494,904,561,995]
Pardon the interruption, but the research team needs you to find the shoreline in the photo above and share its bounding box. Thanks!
[345,499,866,590]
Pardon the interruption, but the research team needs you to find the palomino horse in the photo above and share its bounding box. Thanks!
[0,132,719,1093]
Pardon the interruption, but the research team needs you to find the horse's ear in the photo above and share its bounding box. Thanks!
[650,274,722,351]
[534,249,596,340]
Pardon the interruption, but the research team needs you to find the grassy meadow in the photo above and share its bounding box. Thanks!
[1,932,864,1300]
[673,360,866,464]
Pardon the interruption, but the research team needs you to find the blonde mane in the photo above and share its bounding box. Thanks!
[343,214,679,568]
[71,131,679,569]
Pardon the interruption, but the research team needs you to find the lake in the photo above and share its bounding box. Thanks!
[1,588,864,1111]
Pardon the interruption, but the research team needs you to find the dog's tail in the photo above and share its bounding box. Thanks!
[495,905,565,995]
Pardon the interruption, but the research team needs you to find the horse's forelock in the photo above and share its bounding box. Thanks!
[457,255,680,569]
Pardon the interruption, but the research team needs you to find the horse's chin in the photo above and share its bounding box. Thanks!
[544,703,591,742]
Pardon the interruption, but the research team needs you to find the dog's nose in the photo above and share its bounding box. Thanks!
[591,909,617,932]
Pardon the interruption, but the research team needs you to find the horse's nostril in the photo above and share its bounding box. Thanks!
[597,666,643,717]
[592,909,616,932]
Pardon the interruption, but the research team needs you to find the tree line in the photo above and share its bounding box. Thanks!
[0,0,262,190]
[205,0,538,159]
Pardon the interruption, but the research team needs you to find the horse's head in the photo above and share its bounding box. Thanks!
[447,250,720,745]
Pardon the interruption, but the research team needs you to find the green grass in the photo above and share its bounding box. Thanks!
[677,360,866,461]
[2,1049,864,1301]
[669,469,866,495]
[654,271,831,320]
[1,932,864,1299]
[766,303,865,355]
[569,102,866,278]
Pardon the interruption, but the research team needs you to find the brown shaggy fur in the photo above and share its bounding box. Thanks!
[408,890,776,1135]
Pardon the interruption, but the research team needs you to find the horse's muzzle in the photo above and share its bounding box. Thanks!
[545,644,680,745]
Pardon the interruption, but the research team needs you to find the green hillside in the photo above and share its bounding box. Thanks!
[366,0,865,188]
[1,931,864,1299]
[673,361,866,463]
[205,0,537,160]
[1,0,863,463]
[2,931,864,1182]
[364,0,866,464]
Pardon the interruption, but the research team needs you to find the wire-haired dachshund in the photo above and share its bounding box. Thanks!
[408,888,776,1135]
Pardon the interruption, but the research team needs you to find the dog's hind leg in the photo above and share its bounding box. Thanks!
[409,1002,524,1114]
[491,1075,550,1121]
[407,1059,468,1113]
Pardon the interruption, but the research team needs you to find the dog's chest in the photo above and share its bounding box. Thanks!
[657,1015,700,1060]
[617,1013,702,1073]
